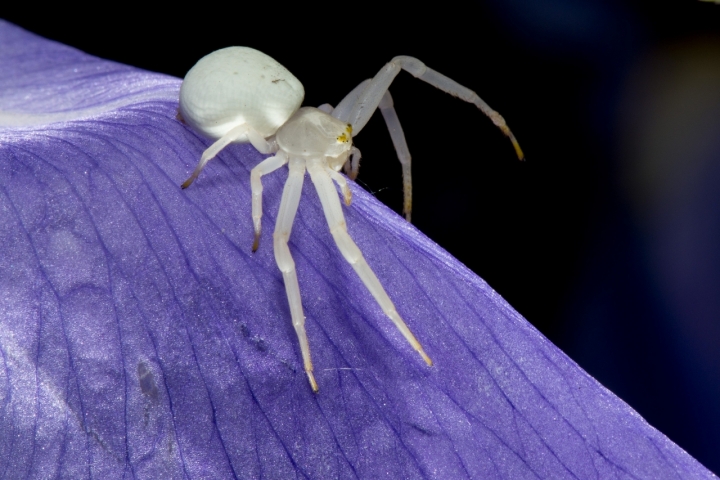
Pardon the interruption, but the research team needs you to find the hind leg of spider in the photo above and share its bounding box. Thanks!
[308,159,432,366]
[182,123,277,188]
[273,157,318,392]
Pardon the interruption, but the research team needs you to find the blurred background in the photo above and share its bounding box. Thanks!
[4,0,720,473]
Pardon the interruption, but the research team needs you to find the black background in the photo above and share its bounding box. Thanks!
[4,1,720,474]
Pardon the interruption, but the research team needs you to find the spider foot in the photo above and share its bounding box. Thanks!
[418,348,433,367]
[252,233,260,252]
[491,114,524,161]
[506,130,525,160]
[403,198,412,222]
[180,172,198,189]
[307,371,318,393]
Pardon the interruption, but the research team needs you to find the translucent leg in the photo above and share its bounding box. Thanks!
[326,167,352,206]
[308,159,432,366]
[345,57,524,160]
[181,123,277,189]
[333,81,367,181]
[378,91,412,221]
[272,157,317,392]
[343,147,362,181]
[334,80,414,221]
[244,129,277,155]
[250,152,288,251]
[331,79,371,122]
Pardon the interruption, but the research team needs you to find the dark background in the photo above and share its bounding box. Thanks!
[4,1,720,473]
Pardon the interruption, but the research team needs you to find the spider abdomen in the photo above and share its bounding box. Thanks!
[179,46,304,140]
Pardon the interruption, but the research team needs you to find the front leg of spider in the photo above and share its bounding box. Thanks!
[271,156,318,391]
[332,80,414,220]
[307,158,432,367]
[272,107,433,392]
[332,57,524,222]
[345,56,524,160]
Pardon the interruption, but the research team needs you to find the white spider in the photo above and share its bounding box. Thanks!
[179,47,523,392]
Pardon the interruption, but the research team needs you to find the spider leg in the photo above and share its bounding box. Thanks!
[326,167,352,206]
[378,91,413,222]
[245,129,278,155]
[331,79,371,122]
[273,157,318,392]
[333,80,413,220]
[307,159,432,367]
[181,123,278,188]
[251,152,288,251]
[346,57,524,160]
[332,81,369,180]
[344,147,362,181]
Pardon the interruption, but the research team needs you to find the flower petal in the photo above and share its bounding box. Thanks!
[0,20,714,479]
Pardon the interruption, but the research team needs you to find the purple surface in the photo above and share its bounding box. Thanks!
[0,20,715,479]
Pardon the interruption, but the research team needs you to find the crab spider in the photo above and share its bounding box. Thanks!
[179,47,523,392]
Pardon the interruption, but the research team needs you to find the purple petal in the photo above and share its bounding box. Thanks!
[0,20,715,479]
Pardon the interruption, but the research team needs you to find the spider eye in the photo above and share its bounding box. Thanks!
[336,125,353,143]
